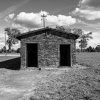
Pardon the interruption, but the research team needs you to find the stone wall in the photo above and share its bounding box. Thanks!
[20,33,76,69]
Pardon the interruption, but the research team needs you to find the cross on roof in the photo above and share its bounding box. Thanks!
[41,14,47,28]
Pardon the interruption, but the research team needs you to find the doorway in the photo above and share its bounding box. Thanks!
[27,43,38,67]
[60,44,71,66]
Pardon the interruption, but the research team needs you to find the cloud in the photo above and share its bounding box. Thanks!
[14,12,42,28]
[12,23,30,32]
[0,31,20,49]
[0,0,30,19]
[46,15,76,26]
[88,32,100,47]
[0,32,8,42]
[71,0,100,20]
[79,0,100,8]
[0,32,20,49]
[0,33,6,49]
[72,8,100,20]
[12,42,20,49]
[84,23,100,30]
[0,43,5,49]
[5,13,15,22]
[13,11,76,29]
[76,31,100,48]
[83,31,100,47]
[0,33,5,42]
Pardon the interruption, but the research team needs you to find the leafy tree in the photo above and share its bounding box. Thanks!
[95,45,100,52]
[56,26,82,35]
[65,28,93,52]
[56,26,93,52]
[5,27,21,52]
[56,26,71,33]
[78,31,93,52]
[0,49,3,53]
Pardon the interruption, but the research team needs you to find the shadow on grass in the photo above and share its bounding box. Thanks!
[0,57,21,70]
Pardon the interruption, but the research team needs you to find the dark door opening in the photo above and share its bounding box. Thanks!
[60,44,71,66]
[27,43,38,67]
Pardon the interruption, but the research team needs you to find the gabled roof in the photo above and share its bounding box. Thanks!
[16,27,79,40]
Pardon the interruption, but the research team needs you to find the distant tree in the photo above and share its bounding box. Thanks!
[5,28,21,52]
[78,31,93,52]
[56,26,82,35]
[95,45,100,52]
[71,28,83,35]
[86,46,95,52]
[56,26,71,33]
[11,48,16,52]
[76,49,81,52]
[0,47,4,53]
[2,46,6,53]
[16,48,20,53]
[0,49,2,53]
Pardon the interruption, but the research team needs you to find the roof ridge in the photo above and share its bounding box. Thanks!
[16,27,79,40]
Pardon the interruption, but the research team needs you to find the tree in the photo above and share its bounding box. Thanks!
[95,45,100,52]
[2,46,6,53]
[55,26,93,52]
[86,46,95,52]
[5,28,21,52]
[16,48,20,53]
[56,26,71,33]
[78,31,93,52]
[56,26,82,35]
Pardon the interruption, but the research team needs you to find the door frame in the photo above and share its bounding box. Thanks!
[26,43,38,67]
[59,44,71,67]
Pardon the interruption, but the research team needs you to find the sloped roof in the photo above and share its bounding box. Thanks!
[16,27,79,40]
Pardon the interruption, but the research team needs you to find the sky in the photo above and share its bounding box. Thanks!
[0,0,100,49]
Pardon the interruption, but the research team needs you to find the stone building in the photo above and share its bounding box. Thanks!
[16,27,79,69]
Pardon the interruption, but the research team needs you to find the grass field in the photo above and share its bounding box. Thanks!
[76,52,100,69]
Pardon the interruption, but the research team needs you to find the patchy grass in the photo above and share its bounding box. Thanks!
[26,68,100,100]
[0,67,100,100]
[0,53,99,100]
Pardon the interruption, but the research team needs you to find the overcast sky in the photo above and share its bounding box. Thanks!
[0,0,100,49]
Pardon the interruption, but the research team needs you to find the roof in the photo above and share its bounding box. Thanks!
[16,27,79,40]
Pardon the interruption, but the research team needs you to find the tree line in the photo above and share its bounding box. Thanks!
[0,47,20,53]
[76,45,100,52]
